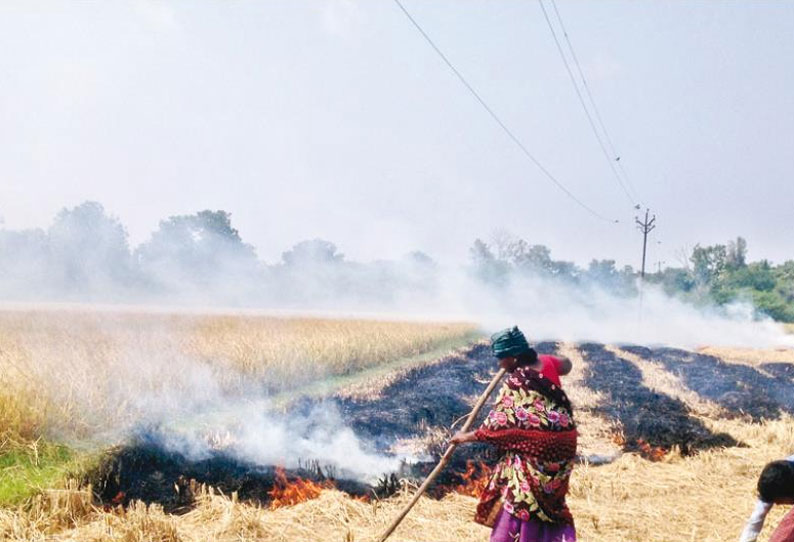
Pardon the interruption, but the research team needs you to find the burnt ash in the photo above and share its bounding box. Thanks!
[621,346,794,420]
[325,343,558,442]
[396,342,561,493]
[289,342,561,492]
[85,433,372,512]
[84,343,530,510]
[579,343,738,455]
[328,343,496,442]
[89,341,770,511]
[761,362,794,381]
[326,342,558,442]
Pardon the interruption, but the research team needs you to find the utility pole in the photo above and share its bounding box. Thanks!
[635,208,656,279]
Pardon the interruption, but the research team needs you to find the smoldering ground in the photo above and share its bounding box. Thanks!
[77,336,794,510]
[2,205,793,510]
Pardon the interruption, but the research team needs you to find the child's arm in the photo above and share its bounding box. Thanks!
[739,500,773,542]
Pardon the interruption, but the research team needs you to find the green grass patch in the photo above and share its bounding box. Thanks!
[785,323,794,335]
[0,440,84,506]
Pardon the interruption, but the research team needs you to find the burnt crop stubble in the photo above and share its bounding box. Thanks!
[3,309,794,542]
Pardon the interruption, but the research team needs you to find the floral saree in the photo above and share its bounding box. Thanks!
[473,359,578,531]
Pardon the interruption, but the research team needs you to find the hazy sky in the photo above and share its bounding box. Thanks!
[1,1,792,268]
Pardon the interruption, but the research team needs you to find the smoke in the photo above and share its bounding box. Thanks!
[1,201,792,350]
[2,203,792,481]
[440,270,793,348]
[7,262,789,481]
[145,400,402,480]
[7,312,404,480]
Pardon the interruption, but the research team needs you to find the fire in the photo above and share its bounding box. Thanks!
[453,461,490,497]
[612,433,668,461]
[635,438,668,461]
[267,468,333,509]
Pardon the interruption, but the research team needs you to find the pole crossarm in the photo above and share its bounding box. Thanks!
[635,208,656,279]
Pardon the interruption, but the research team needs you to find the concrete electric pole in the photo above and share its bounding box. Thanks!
[635,208,656,279]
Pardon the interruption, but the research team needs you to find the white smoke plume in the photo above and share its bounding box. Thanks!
[2,204,793,480]
[433,270,794,348]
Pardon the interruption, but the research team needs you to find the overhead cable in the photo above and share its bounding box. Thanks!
[548,0,641,203]
[537,0,637,207]
[392,0,618,223]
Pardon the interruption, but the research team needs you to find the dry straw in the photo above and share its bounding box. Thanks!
[1,418,792,542]
[0,309,476,444]
[2,311,794,542]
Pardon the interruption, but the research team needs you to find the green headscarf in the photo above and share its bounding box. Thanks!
[490,326,531,359]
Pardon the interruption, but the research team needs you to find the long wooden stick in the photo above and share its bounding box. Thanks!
[375,367,506,542]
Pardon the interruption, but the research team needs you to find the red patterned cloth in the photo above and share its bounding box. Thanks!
[770,507,794,542]
[473,358,577,529]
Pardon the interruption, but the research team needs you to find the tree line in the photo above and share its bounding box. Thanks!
[647,238,794,322]
[1,202,791,321]
[0,201,436,307]
[469,234,794,322]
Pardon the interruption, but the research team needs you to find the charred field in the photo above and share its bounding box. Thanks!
[80,339,793,512]
[2,310,794,542]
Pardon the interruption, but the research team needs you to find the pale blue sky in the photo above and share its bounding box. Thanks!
[1,1,792,268]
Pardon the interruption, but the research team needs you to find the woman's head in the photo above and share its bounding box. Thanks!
[758,460,794,504]
[498,350,539,372]
[491,326,536,371]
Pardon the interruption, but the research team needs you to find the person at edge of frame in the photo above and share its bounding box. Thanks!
[451,326,577,542]
[739,454,794,542]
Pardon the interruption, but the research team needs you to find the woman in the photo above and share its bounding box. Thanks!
[452,326,578,542]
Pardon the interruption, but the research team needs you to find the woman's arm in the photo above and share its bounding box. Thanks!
[450,431,478,445]
[556,356,573,376]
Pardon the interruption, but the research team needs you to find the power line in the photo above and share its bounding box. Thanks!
[549,0,641,203]
[537,0,637,207]
[391,0,618,223]
[549,0,639,202]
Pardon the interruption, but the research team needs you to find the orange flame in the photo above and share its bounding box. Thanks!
[453,461,490,497]
[268,467,333,509]
[613,433,668,461]
[635,438,668,461]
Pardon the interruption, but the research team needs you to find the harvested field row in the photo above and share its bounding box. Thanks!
[578,343,738,456]
[85,339,794,512]
[622,345,794,420]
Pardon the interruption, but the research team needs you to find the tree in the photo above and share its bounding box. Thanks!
[549,260,578,281]
[586,259,620,290]
[774,261,794,306]
[136,210,258,291]
[690,244,727,285]
[281,239,344,267]
[653,267,695,295]
[403,250,436,268]
[726,237,748,269]
[47,201,132,294]
[514,244,554,275]
[469,239,509,287]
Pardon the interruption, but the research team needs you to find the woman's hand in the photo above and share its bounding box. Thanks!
[450,431,476,445]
